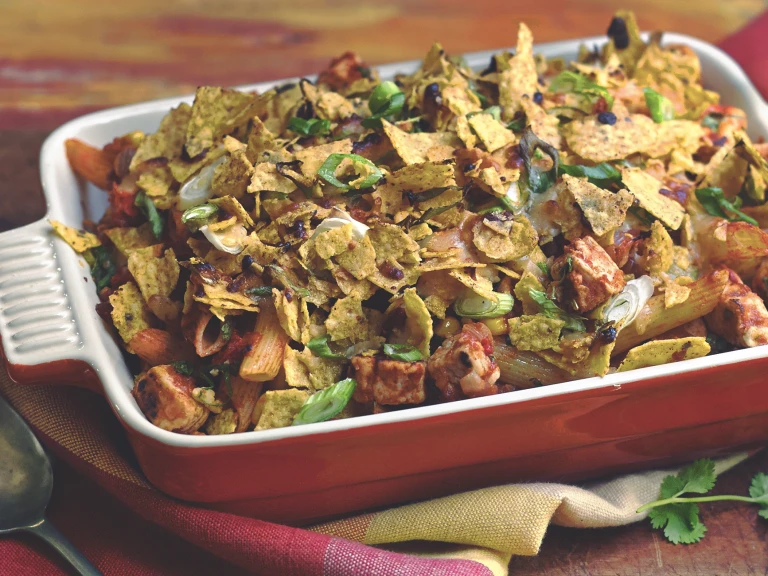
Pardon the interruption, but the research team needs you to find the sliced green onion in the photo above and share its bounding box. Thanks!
[506,116,527,132]
[180,203,219,230]
[471,89,488,107]
[288,117,331,136]
[292,378,357,426]
[549,70,614,108]
[307,334,348,360]
[536,261,551,278]
[382,343,423,362]
[221,321,232,342]
[245,286,274,297]
[362,81,405,128]
[416,200,463,224]
[695,187,757,225]
[601,276,654,331]
[134,190,164,239]
[477,205,504,215]
[454,291,514,319]
[558,163,621,188]
[317,153,383,191]
[529,289,585,332]
[643,87,675,123]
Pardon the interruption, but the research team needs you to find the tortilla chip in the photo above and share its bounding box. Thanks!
[382,119,460,165]
[514,271,546,315]
[330,265,378,300]
[109,282,152,352]
[273,288,310,343]
[449,269,498,302]
[642,120,705,159]
[508,314,564,351]
[617,337,710,372]
[563,113,656,162]
[317,91,357,121]
[205,409,237,435]
[621,167,685,230]
[254,389,310,430]
[368,262,420,294]
[602,10,646,75]
[325,295,368,342]
[562,174,632,236]
[387,161,457,193]
[423,294,451,319]
[468,113,515,153]
[245,116,278,164]
[456,115,478,149]
[50,220,100,253]
[127,245,180,302]
[471,213,538,262]
[194,282,260,320]
[664,276,691,308]
[136,166,175,209]
[104,224,155,258]
[168,146,227,184]
[336,234,377,280]
[403,288,433,357]
[294,139,353,177]
[520,98,562,150]
[209,195,255,228]
[498,23,538,117]
[185,87,258,158]
[369,223,421,263]
[646,220,674,276]
[212,137,255,199]
[247,162,298,194]
[131,103,191,169]
[284,346,344,391]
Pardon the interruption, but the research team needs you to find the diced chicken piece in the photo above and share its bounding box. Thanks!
[706,272,768,347]
[350,356,427,405]
[252,389,310,430]
[132,365,209,433]
[427,322,500,401]
[556,236,626,312]
[751,258,768,302]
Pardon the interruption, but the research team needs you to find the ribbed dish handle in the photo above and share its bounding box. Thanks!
[0,219,90,383]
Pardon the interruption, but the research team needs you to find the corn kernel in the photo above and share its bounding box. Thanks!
[435,316,461,338]
[482,317,509,336]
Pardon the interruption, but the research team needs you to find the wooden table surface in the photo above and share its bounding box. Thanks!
[2,0,767,573]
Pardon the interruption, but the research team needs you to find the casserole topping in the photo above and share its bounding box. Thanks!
[54,10,768,435]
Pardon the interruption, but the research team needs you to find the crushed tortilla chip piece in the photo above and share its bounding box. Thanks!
[403,288,433,357]
[326,295,368,342]
[127,245,180,302]
[294,139,353,177]
[449,269,498,302]
[254,389,310,430]
[382,119,460,165]
[109,282,152,352]
[456,115,477,148]
[468,113,515,153]
[562,174,632,236]
[194,282,260,320]
[472,213,538,262]
[498,23,538,117]
[664,275,692,308]
[508,314,564,351]
[387,161,457,193]
[617,337,710,372]
[105,224,155,258]
[212,137,255,199]
[514,271,546,315]
[185,87,258,158]
[273,288,310,343]
[621,167,685,230]
[284,346,345,391]
[50,220,101,253]
[564,114,656,163]
[209,195,255,228]
[131,104,191,170]
[136,166,174,208]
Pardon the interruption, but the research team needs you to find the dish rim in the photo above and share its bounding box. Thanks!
[21,31,768,449]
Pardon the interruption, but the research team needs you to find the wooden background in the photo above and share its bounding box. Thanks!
[1,0,767,573]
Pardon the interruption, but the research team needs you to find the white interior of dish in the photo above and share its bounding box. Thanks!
[19,32,768,447]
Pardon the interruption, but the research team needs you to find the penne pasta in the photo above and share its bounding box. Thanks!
[239,304,290,382]
[129,328,196,366]
[494,339,574,388]
[614,270,729,355]
[192,310,229,358]
[228,375,264,433]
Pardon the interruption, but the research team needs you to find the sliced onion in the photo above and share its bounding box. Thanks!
[200,224,247,255]
[310,207,369,241]
[601,275,655,330]
[454,291,514,319]
[177,155,227,210]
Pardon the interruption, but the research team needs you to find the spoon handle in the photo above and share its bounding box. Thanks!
[27,519,103,576]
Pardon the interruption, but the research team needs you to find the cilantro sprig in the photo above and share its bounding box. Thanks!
[695,187,758,226]
[637,458,768,545]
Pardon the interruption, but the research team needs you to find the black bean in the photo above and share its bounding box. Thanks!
[597,111,617,125]
[533,91,543,105]
[607,17,630,50]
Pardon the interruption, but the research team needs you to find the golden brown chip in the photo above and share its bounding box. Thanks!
[50,220,100,253]
[127,245,180,303]
[109,282,152,352]
[617,337,710,372]
[131,104,191,170]
[449,269,498,302]
[212,137,255,199]
[382,119,460,165]
[254,389,310,430]
[508,314,564,351]
[498,23,538,117]
[645,220,674,276]
[456,115,478,149]
[602,10,646,75]
[621,167,685,230]
[563,114,656,162]
[513,271,545,315]
[273,288,310,343]
[294,139,353,177]
[562,174,632,236]
[104,224,155,258]
[369,223,421,263]
[168,146,227,184]
[136,166,175,209]
[209,195,255,228]
[520,98,562,150]
[247,162,298,195]
[325,295,368,342]
[245,116,278,164]
[387,161,457,193]
[284,346,344,391]
[641,120,705,159]
[194,282,260,320]
[403,288,433,357]
[468,113,515,153]
[471,213,538,262]
[664,276,691,308]
[185,87,258,158]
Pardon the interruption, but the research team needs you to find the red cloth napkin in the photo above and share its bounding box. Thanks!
[2,15,767,576]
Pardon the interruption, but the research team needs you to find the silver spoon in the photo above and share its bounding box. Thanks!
[0,394,102,575]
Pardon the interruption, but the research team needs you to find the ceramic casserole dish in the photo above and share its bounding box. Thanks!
[2,32,768,526]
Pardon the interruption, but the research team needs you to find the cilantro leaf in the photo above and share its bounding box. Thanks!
[134,190,164,239]
[287,117,331,137]
[558,162,622,188]
[86,246,116,291]
[648,502,707,545]
[695,187,758,226]
[677,458,717,495]
[643,87,675,123]
[749,472,768,519]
